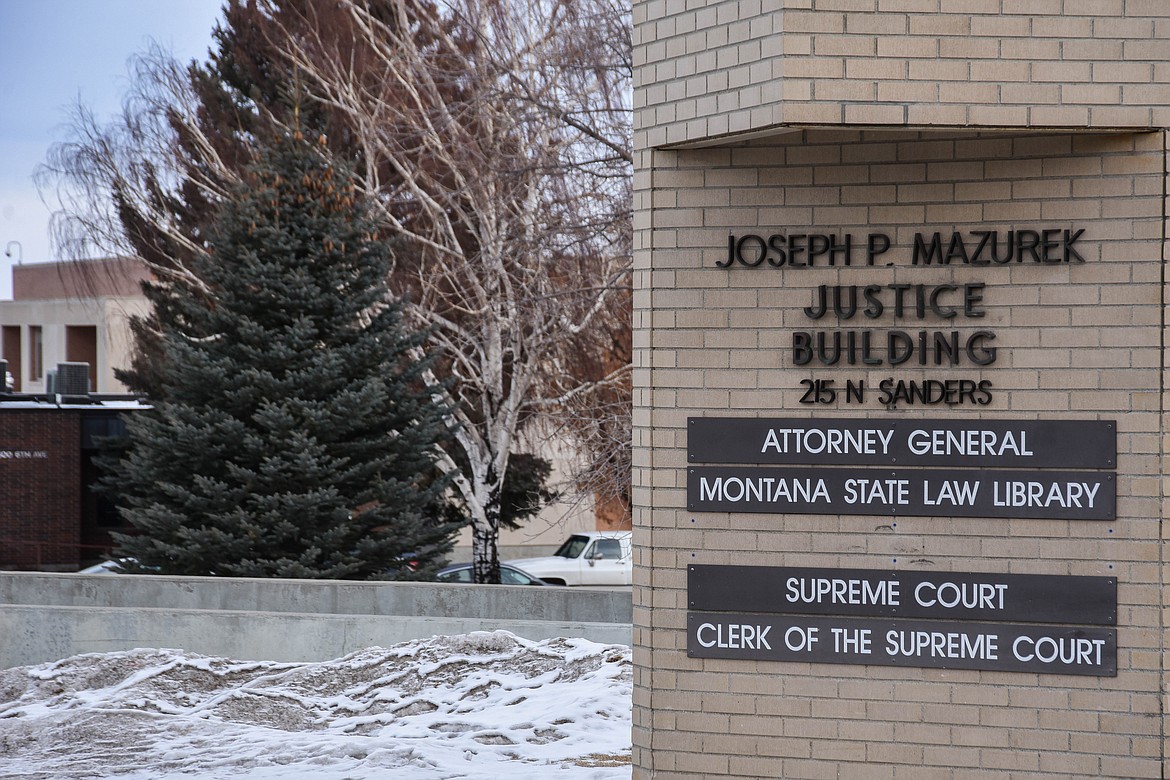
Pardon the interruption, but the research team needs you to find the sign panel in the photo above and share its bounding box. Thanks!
[688,417,1116,469]
[687,612,1117,676]
[688,565,1116,625]
[687,466,1115,520]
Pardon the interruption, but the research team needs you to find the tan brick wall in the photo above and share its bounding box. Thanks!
[634,1,1170,147]
[632,129,1169,776]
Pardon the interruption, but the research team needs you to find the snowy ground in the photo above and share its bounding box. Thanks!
[0,631,632,779]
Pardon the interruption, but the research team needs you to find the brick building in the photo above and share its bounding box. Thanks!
[0,399,145,571]
[633,3,1170,778]
[0,258,151,569]
[0,256,151,394]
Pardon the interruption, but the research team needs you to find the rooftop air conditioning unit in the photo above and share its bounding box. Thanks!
[55,362,91,395]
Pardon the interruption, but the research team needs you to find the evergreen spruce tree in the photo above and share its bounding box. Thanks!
[105,131,460,579]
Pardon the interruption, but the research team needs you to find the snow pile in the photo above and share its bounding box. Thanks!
[0,631,632,779]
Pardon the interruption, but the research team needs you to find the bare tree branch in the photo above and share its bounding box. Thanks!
[267,0,631,580]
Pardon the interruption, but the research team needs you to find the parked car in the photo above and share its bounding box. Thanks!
[78,558,136,574]
[505,531,632,586]
[435,562,552,586]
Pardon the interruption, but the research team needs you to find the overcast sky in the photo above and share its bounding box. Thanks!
[0,0,224,298]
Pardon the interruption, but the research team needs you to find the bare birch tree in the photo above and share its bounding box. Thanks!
[514,0,633,527]
[38,45,233,291]
[271,0,631,582]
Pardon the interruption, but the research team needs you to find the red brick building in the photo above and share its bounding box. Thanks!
[0,399,144,570]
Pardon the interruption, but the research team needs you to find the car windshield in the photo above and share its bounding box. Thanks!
[438,565,534,584]
[553,535,590,559]
[500,567,537,585]
[437,567,472,582]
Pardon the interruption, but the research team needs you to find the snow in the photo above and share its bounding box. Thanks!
[0,631,632,779]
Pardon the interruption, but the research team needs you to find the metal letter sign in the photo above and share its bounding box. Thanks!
[688,417,1116,469]
[688,565,1117,625]
[686,565,1118,676]
[687,466,1115,520]
[682,417,1120,674]
[687,613,1117,676]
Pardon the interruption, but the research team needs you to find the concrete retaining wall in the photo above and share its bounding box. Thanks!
[0,572,632,669]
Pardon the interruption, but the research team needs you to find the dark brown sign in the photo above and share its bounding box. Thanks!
[688,565,1116,625]
[688,417,1116,468]
[687,466,1115,520]
[687,613,1116,676]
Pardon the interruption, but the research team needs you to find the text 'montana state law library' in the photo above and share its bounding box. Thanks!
[631,2,1170,777]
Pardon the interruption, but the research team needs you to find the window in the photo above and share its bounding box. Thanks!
[29,326,43,381]
[594,539,623,560]
[66,325,97,390]
[553,535,590,559]
[438,567,473,583]
[500,567,540,586]
[2,325,20,390]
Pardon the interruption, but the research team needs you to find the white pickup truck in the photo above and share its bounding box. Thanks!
[506,531,632,586]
